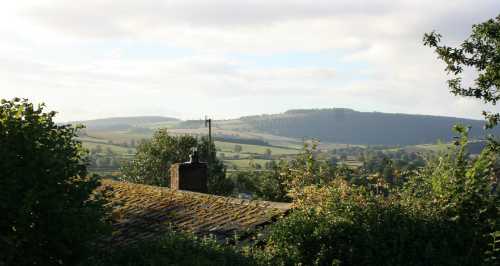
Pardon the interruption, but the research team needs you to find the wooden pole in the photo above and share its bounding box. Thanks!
[205,116,212,163]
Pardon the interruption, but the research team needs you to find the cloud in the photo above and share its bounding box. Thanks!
[0,0,498,121]
[29,0,391,31]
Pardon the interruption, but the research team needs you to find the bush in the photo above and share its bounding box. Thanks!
[0,98,109,265]
[262,126,499,265]
[86,231,255,266]
[229,165,290,202]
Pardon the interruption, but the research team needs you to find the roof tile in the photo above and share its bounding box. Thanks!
[98,179,291,247]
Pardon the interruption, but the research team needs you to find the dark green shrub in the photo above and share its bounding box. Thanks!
[0,98,109,265]
[86,231,255,266]
[229,165,290,202]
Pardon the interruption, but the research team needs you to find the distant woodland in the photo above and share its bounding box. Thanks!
[242,108,499,145]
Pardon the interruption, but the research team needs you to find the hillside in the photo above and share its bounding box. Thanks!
[69,116,179,131]
[71,108,499,146]
[240,108,498,145]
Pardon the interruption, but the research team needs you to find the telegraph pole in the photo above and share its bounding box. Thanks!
[205,116,212,144]
[205,116,212,163]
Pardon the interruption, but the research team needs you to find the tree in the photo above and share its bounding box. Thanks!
[121,129,197,186]
[329,156,339,166]
[424,15,500,128]
[234,144,243,153]
[196,137,234,195]
[265,160,277,170]
[0,98,108,265]
[121,129,233,195]
[265,148,272,159]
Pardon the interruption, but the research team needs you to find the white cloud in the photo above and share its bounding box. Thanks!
[0,0,498,121]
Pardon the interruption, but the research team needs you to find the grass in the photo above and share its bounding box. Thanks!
[77,136,109,144]
[217,152,251,159]
[409,143,450,152]
[225,159,271,170]
[145,120,182,129]
[88,131,152,143]
[82,141,135,155]
[215,141,300,156]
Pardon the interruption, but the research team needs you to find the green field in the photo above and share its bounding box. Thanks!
[76,118,379,174]
[224,159,272,170]
[81,136,300,157]
[217,152,251,159]
[88,131,152,143]
[82,141,135,155]
[79,129,304,174]
[215,141,300,155]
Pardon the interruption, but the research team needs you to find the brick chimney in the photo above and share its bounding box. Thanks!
[170,150,208,193]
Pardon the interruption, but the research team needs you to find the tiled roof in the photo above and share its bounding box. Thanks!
[98,180,291,247]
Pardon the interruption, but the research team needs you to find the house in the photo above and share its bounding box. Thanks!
[98,155,291,247]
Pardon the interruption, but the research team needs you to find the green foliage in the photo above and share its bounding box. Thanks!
[230,142,335,202]
[86,231,255,266]
[284,142,336,199]
[230,161,290,202]
[230,143,353,202]
[234,144,243,153]
[262,127,499,265]
[121,129,196,186]
[0,98,109,265]
[400,125,499,264]
[198,137,234,195]
[333,146,427,191]
[255,162,290,202]
[424,15,500,128]
[121,129,233,195]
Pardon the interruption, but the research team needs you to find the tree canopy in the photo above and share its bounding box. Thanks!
[0,98,108,265]
[121,129,233,195]
[424,15,500,128]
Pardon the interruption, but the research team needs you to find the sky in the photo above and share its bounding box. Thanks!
[0,0,498,122]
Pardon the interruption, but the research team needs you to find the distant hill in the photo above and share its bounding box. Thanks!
[68,116,179,131]
[69,109,499,146]
[240,108,498,145]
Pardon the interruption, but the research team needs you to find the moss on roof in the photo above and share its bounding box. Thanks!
[98,180,291,247]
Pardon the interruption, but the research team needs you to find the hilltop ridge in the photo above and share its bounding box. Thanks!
[71,108,497,146]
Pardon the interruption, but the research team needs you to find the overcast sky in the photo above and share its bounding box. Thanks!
[0,0,498,121]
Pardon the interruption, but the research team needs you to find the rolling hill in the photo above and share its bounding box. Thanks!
[240,108,498,145]
[68,116,179,131]
[70,109,498,146]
